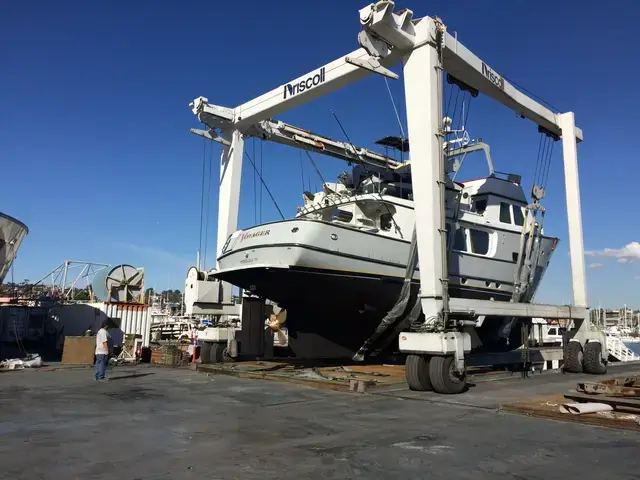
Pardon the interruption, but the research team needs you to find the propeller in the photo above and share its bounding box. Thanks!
[268,309,288,346]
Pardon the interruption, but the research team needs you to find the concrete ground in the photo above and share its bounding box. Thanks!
[1,364,640,480]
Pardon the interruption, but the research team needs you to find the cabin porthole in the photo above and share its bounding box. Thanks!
[291,227,299,233]
[330,233,338,241]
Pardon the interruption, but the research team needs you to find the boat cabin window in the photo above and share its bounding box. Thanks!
[332,209,353,223]
[469,229,489,255]
[473,198,487,215]
[450,226,490,255]
[499,202,511,223]
[379,213,392,231]
[513,205,525,226]
[453,228,467,252]
[357,217,376,228]
[500,201,526,226]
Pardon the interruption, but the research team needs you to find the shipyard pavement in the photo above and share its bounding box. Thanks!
[1,364,639,479]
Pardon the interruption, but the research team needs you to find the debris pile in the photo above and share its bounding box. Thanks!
[501,373,640,431]
[0,353,43,370]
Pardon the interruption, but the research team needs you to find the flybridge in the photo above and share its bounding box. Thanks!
[283,67,326,99]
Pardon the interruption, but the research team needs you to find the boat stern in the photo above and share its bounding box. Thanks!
[526,235,560,300]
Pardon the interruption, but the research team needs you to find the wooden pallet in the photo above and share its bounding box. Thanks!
[150,345,187,366]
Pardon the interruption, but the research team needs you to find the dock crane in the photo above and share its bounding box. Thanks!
[189,1,606,393]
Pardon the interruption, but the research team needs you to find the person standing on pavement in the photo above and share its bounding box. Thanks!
[95,320,110,381]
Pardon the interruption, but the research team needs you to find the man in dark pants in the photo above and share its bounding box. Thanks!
[94,320,110,381]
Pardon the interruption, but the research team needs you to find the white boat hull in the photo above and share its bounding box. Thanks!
[214,219,556,358]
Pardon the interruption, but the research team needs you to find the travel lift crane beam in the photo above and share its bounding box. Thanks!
[190,119,402,170]
[191,1,605,392]
[191,119,494,176]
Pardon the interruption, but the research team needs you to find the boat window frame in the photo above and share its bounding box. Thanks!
[332,208,354,223]
[473,197,488,215]
[499,202,512,224]
[469,228,490,255]
[453,227,468,252]
[379,212,393,231]
[512,204,525,226]
[448,224,493,257]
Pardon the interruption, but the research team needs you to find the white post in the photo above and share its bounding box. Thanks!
[216,129,244,304]
[558,112,587,309]
[62,260,69,295]
[402,42,445,321]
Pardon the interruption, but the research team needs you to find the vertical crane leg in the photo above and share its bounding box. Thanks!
[559,112,587,310]
[401,42,471,394]
[558,112,607,373]
[215,129,244,306]
[402,43,445,324]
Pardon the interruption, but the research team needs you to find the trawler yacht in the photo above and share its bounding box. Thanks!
[211,135,558,358]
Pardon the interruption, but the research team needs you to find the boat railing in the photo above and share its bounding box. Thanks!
[606,335,640,362]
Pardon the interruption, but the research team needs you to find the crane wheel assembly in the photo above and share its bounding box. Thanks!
[583,342,607,375]
[429,355,467,395]
[564,341,583,373]
[405,354,433,392]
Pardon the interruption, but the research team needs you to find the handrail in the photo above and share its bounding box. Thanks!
[606,336,639,362]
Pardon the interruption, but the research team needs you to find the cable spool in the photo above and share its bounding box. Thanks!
[187,266,206,282]
[92,264,144,303]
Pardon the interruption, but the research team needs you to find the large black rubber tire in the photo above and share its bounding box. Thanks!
[200,342,212,365]
[583,342,607,375]
[429,355,467,395]
[564,341,583,373]
[405,354,433,391]
[209,342,225,364]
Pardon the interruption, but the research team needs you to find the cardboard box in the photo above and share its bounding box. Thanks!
[61,336,96,365]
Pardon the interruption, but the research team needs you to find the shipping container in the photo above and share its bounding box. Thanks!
[55,303,151,347]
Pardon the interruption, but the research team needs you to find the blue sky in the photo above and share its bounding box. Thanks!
[1,0,638,307]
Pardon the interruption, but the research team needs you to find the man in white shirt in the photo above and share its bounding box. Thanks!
[95,320,110,381]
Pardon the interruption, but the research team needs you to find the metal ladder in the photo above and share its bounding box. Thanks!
[511,206,544,304]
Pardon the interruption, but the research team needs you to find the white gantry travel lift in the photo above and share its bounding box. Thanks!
[190,1,606,393]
